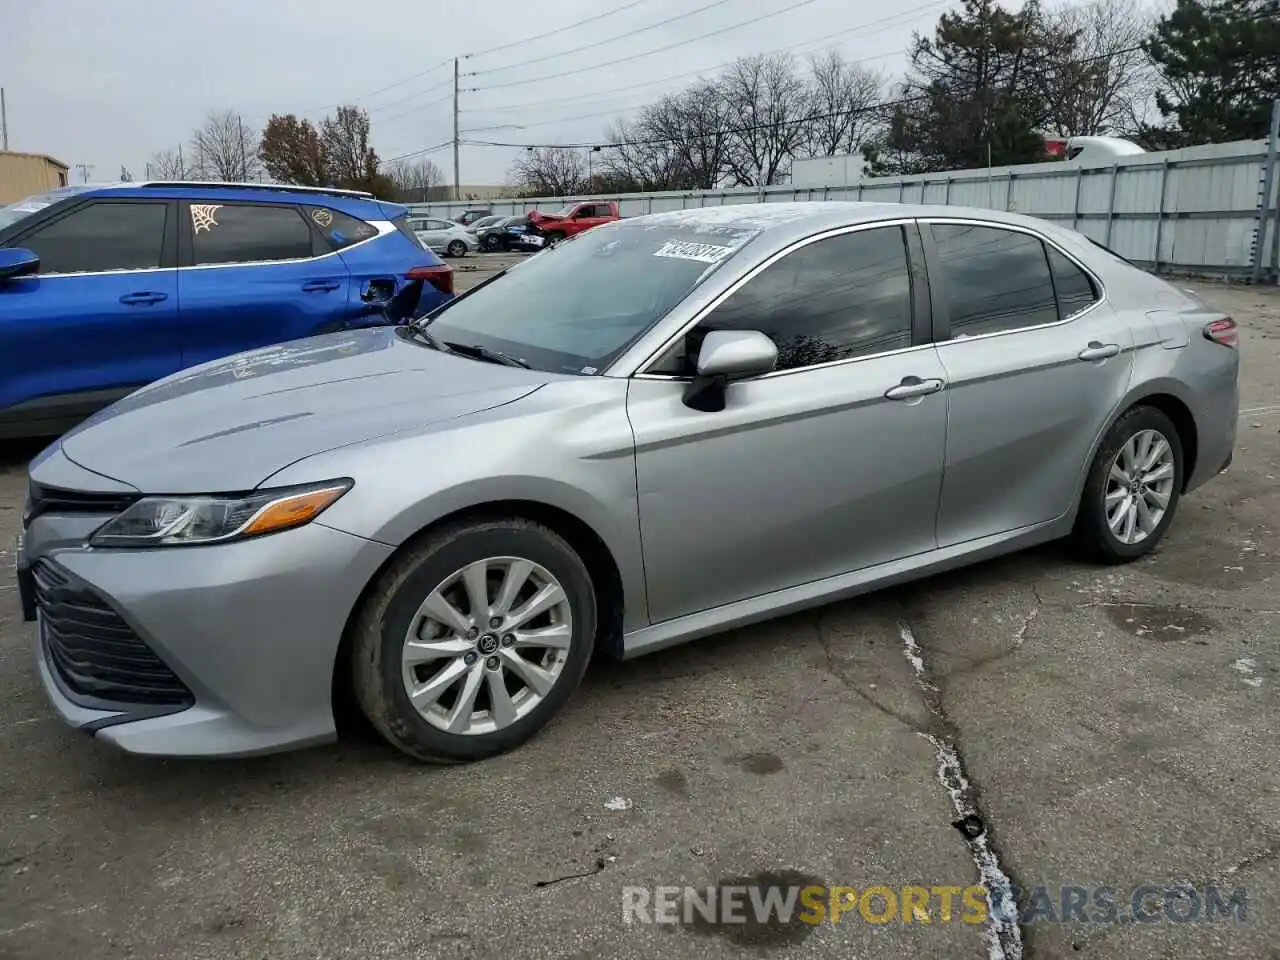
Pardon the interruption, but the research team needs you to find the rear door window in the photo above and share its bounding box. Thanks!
[930,224,1059,337]
[1047,246,1098,319]
[190,203,314,266]
[20,201,168,274]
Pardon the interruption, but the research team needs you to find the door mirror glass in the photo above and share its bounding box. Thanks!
[0,248,39,280]
[696,329,777,379]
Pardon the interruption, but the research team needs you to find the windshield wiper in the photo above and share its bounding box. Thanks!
[400,326,454,353]
[443,341,531,369]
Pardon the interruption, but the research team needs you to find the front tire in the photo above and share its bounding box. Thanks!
[352,518,597,763]
[544,231,566,246]
[482,234,500,252]
[1072,405,1184,563]
[447,240,467,258]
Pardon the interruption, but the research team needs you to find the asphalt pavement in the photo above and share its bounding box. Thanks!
[0,268,1276,960]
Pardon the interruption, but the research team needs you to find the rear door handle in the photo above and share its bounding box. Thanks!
[119,292,168,305]
[1078,341,1120,361]
[884,376,945,401]
[301,280,341,293]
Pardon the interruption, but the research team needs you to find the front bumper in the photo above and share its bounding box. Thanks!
[21,515,394,758]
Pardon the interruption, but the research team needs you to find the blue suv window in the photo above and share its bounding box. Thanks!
[307,207,377,251]
[21,201,167,274]
[190,203,313,266]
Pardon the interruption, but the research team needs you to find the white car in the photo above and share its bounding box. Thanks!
[407,217,478,258]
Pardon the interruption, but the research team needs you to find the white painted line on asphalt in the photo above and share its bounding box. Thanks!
[1239,404,1280,417]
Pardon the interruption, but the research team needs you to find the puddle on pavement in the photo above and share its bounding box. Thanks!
[687,869,825,947]
[728,752,786,775]
[654,769,690,796]
[1103,603,1217,640]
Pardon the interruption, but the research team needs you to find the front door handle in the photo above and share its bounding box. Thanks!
[884,376,945,401]
[1078,341,1120,361]
[119,292,168,305]
[302,280,341,293]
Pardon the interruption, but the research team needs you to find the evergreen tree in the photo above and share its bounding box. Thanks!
[1144,0,1280,145]
[863,0,1075,175]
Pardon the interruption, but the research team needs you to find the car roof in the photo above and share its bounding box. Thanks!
[621,201,1094,256]
[76,181,403,220]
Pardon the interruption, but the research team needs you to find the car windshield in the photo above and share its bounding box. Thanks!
[421,219,761,375]
[0,185,95,230]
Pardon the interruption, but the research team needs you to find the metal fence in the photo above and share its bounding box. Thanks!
[409,134,1280,282]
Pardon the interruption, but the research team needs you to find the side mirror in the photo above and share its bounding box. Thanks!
[682,329,777,412]
[0,248,39,281]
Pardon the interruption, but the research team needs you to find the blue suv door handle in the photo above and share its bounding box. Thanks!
[118,292,169,306]
[301,280,342,293]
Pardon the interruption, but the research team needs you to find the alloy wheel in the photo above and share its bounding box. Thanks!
[1104,428,1176,545]
[400,556,573,736]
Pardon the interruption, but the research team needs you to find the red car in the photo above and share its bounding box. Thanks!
[526,201,621,244]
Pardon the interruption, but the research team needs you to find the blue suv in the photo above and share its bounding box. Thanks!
[0,181,454,439]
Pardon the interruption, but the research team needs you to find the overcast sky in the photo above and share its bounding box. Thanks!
[3,0,968,186]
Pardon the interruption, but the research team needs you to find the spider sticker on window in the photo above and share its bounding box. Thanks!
[311,208,334,228]
[653,239,735,264]
[190,204,222,234]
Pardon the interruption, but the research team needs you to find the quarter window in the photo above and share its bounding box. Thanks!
[21,201,167,274]
[190,203,313,266]
[656,225,914,374]
[309,207,378,251]
[1047,246,1098,318]
[931,224,1058,337]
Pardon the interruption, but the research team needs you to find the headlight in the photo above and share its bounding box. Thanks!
[89,480,352,548]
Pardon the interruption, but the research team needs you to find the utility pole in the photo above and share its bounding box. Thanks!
[237,113,248,181]
[453,57,461,202]
[1,88,8,151]
[75,163,93,183]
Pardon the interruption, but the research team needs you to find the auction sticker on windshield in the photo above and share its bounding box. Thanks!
[653,239,736,264]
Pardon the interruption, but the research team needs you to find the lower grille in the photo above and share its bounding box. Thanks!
[34,560,193,706]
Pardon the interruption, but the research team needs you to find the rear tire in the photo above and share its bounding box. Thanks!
[447,240,467,258]
[544,231,566,246]
[1072,405,1184,564]
[352,518,597,763]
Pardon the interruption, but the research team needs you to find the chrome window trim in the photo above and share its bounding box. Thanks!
[617,218,919,380]
[921,216,1108,343]
[31,220,395,279]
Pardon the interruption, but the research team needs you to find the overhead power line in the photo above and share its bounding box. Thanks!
[463,0,655,60]
[467,0,738,76]
[469,0,828,92]
[461,48,908,133]
[461,44,1147,151]
[385,140,455,164]
[460,0,948,116]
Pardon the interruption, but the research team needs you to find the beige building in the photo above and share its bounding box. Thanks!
[0,151,70,204]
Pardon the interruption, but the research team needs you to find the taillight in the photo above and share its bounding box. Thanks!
[408,264,453,295]
[1204,317,1237,347]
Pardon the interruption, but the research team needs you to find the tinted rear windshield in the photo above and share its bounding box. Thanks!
[422,219,761,374]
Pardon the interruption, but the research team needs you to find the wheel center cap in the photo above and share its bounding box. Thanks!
[477,634,499,655]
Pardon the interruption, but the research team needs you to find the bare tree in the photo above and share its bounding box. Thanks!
[804,50,886,157]
[718,53,810,186]
[190,110,261,181]
[146,147,190,179]
[510,146,587,196]
[1041,0,1159,137]
[384,158,446,201]
[322,105,381,191]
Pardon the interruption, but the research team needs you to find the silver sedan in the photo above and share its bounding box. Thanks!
[18,202,1239,762]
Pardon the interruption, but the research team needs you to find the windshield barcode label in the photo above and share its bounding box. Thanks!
[653,240,736,264]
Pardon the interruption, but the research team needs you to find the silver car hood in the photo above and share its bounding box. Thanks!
[54,327,549,492]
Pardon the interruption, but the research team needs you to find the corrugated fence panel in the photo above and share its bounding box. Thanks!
[406,139,1277,277]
